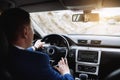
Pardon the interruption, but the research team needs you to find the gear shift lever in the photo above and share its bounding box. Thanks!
[79,74,88,80]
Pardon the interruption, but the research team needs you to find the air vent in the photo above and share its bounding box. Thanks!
[91,40,101,45]
[78,39,87,44]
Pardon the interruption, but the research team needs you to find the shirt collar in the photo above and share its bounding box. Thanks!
[14,45,25,50]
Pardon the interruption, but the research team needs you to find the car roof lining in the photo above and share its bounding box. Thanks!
[1,0,120,12]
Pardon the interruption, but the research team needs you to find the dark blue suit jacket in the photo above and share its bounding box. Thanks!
[7,45,74,80]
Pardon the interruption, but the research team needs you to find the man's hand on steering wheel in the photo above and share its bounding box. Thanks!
[33,40,45,50]
[54,57,70,75]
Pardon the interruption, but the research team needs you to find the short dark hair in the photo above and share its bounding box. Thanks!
[1,8,30,41]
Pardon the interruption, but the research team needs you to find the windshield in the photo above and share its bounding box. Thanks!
[30,8,120,36]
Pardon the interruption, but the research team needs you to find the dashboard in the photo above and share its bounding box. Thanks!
[41,34,120,80]
[69,46,120,80]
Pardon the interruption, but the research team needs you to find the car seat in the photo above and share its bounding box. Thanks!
[0,17,12,80]
[105,68,120,80]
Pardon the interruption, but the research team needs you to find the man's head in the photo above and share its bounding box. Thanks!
[1,8,34,48]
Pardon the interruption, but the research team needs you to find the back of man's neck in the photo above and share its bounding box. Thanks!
[11,40,27,49]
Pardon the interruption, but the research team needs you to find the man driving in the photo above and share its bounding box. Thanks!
[1,8,74,80]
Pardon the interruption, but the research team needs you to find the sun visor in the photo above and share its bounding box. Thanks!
[103,0,120,8]
[60,0,102,10]
[0,0,15,11]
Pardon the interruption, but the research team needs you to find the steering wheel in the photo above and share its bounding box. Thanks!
[40,34,70,66]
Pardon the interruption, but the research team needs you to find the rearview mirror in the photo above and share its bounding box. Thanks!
[72,13,99,22]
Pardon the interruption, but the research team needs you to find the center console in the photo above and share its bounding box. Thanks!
[66,34,120,80]
[71,46,101,80]
[76,49,101,75]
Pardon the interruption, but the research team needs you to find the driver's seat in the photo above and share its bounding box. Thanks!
[0,21,12,80]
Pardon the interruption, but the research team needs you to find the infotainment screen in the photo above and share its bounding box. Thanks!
[77,50,98,63]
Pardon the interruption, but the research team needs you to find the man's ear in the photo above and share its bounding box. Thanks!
[23,26,29,39]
